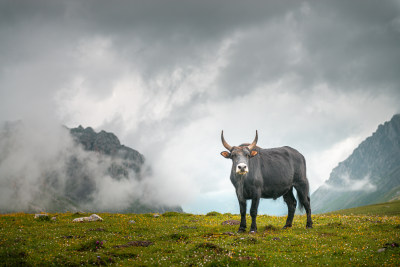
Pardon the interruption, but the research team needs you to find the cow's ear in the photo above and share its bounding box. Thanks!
[250,150,258,157]
[220,151,231,158]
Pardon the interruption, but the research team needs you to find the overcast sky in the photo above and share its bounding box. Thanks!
[1,0,400,214]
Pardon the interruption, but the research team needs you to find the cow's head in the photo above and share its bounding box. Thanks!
[220,130,258,175]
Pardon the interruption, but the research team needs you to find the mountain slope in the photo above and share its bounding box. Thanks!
[325,200,400,216]
[311,114,400,213]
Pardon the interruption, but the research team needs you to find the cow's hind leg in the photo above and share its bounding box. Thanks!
[295,182,313,228]
[283,188,297,228]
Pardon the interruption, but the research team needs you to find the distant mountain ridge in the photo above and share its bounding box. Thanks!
[0,123,183,214]
[66,125,183,213]
[311,114,400,213]
[70,126,145,178]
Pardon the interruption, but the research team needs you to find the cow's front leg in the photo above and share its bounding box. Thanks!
[250,197,260,233]
[238,199,247,233]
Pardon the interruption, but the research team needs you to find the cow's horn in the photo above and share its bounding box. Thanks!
[248,130,258,150]
[221,130,233,151]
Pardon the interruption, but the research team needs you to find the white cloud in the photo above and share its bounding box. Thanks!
[308,136,364,192]
[321,173,377,192]
[0,122,163,212]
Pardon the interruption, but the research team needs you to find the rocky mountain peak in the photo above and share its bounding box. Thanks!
[311,114,400,213]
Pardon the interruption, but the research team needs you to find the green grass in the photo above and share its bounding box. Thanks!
[0,209,399,266]
[325,200,400,216]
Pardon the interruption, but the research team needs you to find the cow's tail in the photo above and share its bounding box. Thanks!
[296,154,310,212]
[297,191,305,212]
[295,179,310,212]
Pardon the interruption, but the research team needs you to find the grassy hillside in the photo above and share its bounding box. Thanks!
[1,211,399,266]
[325,200,400,216]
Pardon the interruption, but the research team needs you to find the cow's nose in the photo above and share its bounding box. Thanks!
[236,163,248,173]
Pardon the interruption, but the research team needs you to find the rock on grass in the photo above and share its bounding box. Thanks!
[72,214,103,222]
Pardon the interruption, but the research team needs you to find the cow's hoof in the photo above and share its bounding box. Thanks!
[282,225,292,229]
[306,225,313,229]
[237,228,246,233]
[249,230,257,234]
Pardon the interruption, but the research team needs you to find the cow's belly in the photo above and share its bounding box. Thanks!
[261,186,291,200]
[240,185,291,200]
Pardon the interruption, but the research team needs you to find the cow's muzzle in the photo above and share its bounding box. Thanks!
[236,163,248,175]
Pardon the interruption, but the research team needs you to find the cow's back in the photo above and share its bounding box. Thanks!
[252,146,305,198]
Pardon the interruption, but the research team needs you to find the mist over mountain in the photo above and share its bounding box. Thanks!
[0,122,182,213]
[311,114,400,213]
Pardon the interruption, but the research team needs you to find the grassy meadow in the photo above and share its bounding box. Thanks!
[1,202,400,266]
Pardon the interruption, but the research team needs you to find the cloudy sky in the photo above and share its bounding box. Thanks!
[1,0,400,214]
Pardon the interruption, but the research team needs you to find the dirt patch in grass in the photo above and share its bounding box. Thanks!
[88,228,106,232]
[113,241,153,248]
[168,233,189,241]
[221,220,240,225]
[265,224,279,231]
[195,242,225,253]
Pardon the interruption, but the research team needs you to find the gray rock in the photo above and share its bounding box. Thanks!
[34,214,48,219]
[72,214,103,222]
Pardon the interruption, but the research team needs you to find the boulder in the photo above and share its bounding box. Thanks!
[34,214,49,219]
[72,214,103,222]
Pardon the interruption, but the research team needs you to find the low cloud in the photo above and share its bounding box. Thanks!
[321,172,377,192]
[0,121,176,213]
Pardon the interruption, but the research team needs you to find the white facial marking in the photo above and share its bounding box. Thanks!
[236,163,248,174]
